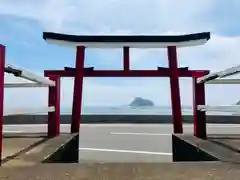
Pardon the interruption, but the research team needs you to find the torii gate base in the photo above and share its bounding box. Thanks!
[43,32,210,139]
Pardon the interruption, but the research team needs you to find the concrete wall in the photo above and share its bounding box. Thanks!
[3,114,240,124]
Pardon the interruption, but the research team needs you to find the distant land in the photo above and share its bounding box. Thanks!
[129,97,155,107]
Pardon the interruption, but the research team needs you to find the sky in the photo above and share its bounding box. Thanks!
[1,0,240,109]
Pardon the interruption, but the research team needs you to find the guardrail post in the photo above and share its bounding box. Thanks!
[0,45,5,165]
[47,75,60,137]
[193,78,206,139]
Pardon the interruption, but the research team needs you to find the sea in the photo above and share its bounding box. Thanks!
[58,106,232,115]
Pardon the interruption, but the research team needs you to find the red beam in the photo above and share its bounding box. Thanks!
[0,45,5,165]
[44,69,209,78]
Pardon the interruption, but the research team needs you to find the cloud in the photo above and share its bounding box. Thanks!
[0,0,214,33]
[1,0,240,110]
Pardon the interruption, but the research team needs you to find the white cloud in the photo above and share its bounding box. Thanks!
[0,0,214,33]
[1,0,240,109]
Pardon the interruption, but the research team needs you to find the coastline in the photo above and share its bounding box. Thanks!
[3,114,240,124]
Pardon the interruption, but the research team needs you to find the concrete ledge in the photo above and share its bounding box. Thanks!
[173,134,240,163]
[3,114,240,124]
[2,134,76,167]
[2,135,47,165]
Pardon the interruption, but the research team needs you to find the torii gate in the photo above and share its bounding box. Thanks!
[43,32,210,138]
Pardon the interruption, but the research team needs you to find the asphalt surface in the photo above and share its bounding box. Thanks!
[3,124,240,163]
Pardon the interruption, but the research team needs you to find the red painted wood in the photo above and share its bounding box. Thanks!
[71,46,85,133]
[0,45,5,165]
[167,46,183,134]
[193,78,206,139]
[47,75,61,137]
[123,47,130,71]
[44,69,209,78]
[43,46,210,137]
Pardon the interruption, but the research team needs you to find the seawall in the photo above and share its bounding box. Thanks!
[3,114,240,124]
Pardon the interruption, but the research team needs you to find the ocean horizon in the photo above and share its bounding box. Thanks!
[56,106,232,116]
[4,105,234,115]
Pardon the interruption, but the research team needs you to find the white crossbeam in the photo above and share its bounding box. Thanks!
[198,105,240,112]
[4,83,49,88]
[206,79,240,84]
[5,64,55,87]
[4,106,55,116]
[197,64,240,84]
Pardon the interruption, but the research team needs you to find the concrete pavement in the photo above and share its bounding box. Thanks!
[3,124,240,163]
[77,124,240,162]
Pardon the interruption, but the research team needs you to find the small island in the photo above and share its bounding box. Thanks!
[129,97,155,107]
[236,100,240,105]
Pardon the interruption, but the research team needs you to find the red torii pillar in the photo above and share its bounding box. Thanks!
[71,46,85,133]
[192,77,207,139]
[47,75,61,137]
[0,45,5,165]
[168,46,183,133]
[43,32,211,135]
